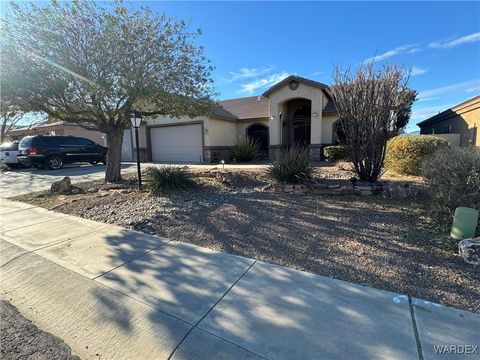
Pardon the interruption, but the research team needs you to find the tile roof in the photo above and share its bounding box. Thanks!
[323,99,338,114]
[219,96,269,120]
[210,105,238,121]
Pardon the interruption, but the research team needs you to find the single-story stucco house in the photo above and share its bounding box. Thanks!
[123,75,340,163]
[7,120,107,146]
[417,95,480,147]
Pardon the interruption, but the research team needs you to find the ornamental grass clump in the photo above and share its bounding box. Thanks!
[145,166,196,195]
[231,139,260,162]
[268,146,313,183]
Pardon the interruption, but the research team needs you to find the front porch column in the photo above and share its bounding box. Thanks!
[310,97,323,161]
[269,102,284,160]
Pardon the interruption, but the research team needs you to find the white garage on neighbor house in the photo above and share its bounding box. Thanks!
[121,75,340,163]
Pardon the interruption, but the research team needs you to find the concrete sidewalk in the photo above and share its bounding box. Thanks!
[1,199,478,360]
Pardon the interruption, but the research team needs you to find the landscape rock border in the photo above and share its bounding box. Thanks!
[264,182,388,196]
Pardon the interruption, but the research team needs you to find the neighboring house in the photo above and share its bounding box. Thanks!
[6,120,107,146]
[417,95,480,147]
[124,75,340,163]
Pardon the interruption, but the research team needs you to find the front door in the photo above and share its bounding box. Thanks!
[292,108,311,147]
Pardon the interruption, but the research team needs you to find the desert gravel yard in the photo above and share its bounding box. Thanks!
[14,167,480,313]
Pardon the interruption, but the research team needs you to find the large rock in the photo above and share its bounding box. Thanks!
[50,177,72,194]
[458,237,480,265]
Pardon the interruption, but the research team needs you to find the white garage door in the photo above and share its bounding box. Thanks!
[150,124,203,163]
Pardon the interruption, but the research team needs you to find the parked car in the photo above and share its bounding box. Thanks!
[0,141,20,168]
[17,135,108,170]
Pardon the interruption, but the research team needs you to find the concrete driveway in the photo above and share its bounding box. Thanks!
[0,162,268,198]
[0,163,137,198]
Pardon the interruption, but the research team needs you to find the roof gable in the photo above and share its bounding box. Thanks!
[262,75,330,98]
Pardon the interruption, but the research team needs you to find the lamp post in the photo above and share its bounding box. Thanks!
[130,110,142,190]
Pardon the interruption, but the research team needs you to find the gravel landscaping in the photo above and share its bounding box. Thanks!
[14,166,480,313]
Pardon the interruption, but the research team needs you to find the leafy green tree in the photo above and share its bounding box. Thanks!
[1,0,215,181]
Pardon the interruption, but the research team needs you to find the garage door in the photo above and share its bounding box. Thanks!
[150,124,203,163]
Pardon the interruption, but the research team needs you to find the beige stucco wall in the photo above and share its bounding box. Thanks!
[459,102,480,147]
[420,98,479,147]
[267,82,325,145]
[206,118,237,146]
[321,115,339,144]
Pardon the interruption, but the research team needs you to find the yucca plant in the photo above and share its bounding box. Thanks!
[145,166,196,195]
[268,145,313,183]
[231,139,260,162]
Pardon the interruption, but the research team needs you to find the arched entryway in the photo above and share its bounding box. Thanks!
[247,123,269,159]
[282,98,311,147]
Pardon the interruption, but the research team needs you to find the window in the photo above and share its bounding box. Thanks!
[35,136,60,146]
[60,136,79,146]
[76,138,95,146]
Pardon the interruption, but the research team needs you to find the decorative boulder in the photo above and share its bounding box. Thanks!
[50,177,72,194]
[458,238,480,265]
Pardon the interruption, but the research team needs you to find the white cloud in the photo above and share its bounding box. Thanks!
[466,85,480,93]
[429,32,480,49]
[411,103,457,121]
[410,66,428,76]
[220,66,275,84]
[418,79,480,99]
[239,72,290,94]
[363,44,418,63]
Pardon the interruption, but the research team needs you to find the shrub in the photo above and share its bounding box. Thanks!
[231,139,259,162]
[385,135,449,176]
[421,147,480,226]
[145,166,196,195]
[323,146,348,162]
[268,146,313,183]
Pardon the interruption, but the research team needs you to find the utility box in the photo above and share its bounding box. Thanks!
[451,207,479,240]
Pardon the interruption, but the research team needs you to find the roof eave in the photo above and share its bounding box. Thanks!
[262,75,330,98]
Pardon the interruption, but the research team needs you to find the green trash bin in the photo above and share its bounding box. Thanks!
[451,207,479,240]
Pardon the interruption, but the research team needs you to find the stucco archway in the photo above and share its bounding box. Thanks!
[281,98,311,147]
[246,123,269,151]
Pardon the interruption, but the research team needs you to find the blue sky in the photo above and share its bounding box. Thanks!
[144,1,480,132]
[2,1,479,132]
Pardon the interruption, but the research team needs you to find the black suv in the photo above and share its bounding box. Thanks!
[18,135,108,170]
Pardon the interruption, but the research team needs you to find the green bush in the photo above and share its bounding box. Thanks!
[385,135,449,175]
[323,145,348,162]
[421,147,480,226]
[231,139,259,162]
[268,146,313,183]
[145,166,196,195]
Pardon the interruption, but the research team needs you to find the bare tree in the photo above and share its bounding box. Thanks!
[331,62,416,182]
[0,102,25,143]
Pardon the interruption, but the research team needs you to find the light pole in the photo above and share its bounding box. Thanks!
[130,110,142,190]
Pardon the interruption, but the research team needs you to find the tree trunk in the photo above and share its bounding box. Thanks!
[1,119,6,143]
[104,127,124,183]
